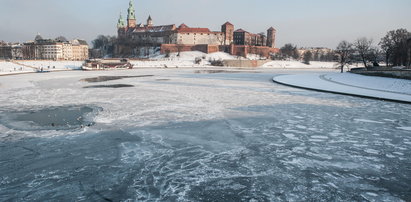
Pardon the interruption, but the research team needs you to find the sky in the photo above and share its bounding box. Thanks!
[1,0,410,48]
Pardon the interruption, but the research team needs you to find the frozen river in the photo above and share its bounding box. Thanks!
[0,68,410,201]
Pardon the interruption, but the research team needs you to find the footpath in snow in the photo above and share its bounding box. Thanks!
[273,72,411,103]
[0,61,83,75]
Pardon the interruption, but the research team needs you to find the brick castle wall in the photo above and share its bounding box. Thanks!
[160,44,220,55]
[161,44,279,58]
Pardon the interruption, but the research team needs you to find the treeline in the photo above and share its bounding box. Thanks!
[273,44,336,63]
[274,28,411,68]
[335,28,410,71]
[91,35,117,58]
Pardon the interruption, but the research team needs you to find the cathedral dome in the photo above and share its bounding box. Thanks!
[35,34,43,41]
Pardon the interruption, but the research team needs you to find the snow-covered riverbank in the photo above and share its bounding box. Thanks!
[273,72,411,103]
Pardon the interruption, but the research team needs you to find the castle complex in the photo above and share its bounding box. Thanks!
[115,0,279,58]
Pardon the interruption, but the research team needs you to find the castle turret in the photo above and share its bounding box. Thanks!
[267,27,276,48]
[221,22,234,45]
[147,15,153,27]
[127,0,136,28]
[117,13,126,37]
[117,13,126,29]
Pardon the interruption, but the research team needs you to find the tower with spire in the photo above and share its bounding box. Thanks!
[117,13,127,37]
[127,0,136,28]
[117,13,126,29]
[146,15,153,27]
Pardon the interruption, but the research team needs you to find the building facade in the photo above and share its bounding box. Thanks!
[22,35,89,60]
[0,43,23,60]
[297,47,335,61]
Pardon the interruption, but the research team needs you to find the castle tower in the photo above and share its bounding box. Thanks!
[146,15,153,27]
[117,13,126,37]
[221,22,234,45]
[117,13,126,29]
[127,0,136,28]
[267,27,276,48]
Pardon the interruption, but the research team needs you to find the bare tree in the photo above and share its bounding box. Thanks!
[313,50,320,61]
[368,47,381,66]
[176,43,184,57]
[92,35,117,57]
[408,38,411,67]
[354,37,373,69]
[336,40,353,73]
[379,35,393,67]
[379,29,410,67]
[280,44,299,60]
[303,51,313,65]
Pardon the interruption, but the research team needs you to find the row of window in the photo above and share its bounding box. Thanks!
[183,33,219,36]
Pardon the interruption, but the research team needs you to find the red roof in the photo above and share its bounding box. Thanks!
[177,24,211,33]
[223,21,233,26]
[177,28,211,33]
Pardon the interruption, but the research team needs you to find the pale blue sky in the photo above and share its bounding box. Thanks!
[1,0,410,48]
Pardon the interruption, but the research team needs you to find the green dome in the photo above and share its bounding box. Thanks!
[117,13,126,28]
[127,0,136,20]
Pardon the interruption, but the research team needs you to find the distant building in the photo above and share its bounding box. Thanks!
[22,34,89,60]
[266,27,276,48]
[115,0,278,58]
[0,43,23,60]
[71,39,89,61]
[297,47,335,61]
[233,29,266,46]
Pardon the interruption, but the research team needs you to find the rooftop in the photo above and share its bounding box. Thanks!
[176,24,211,33]
[132,24,176,33]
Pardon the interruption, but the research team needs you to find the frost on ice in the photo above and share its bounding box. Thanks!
[0,68,410,201]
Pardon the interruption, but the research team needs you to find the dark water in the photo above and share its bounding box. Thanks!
[0,106,98,131]
[81,75,154,83]
[0,103,410,201]
[83,84,134,88]
[194,70,260,74]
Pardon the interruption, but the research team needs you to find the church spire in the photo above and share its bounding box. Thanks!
[117,12,126,29]
[127,0,136,20]
[147,15,153,27]
[127,0,136,28]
